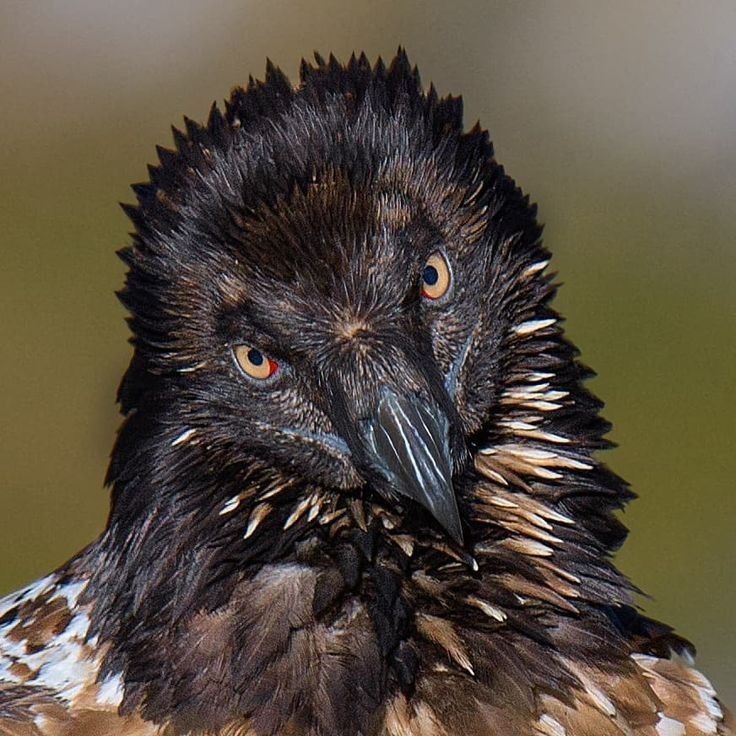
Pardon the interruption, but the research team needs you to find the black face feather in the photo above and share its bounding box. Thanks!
[75,51,690,735]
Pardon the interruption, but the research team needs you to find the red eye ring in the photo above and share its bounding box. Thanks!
[233,345,278,380]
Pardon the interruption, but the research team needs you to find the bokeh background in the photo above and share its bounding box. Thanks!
[1,0,734,703]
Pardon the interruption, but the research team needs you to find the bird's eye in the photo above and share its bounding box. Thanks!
[233,345,279,381]
[421,252,452,301]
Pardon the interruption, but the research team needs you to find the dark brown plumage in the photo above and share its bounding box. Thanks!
[0,50,732,736]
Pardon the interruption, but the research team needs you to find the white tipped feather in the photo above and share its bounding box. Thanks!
[536,714,566,736]
[466,596,507,621]
[522,259,550,277]
[284,496,313,529]
[219,495,241,515]
[171,428,196,446]
[513,318,556,336]
[688,713,718,733]
[96,672,125,707]
[655,715,685,736]
[244,503,271,539]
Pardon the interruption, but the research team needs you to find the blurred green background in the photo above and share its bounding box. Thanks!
[1,0,733,704]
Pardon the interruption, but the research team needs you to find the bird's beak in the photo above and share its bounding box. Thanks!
[359,388,463,544]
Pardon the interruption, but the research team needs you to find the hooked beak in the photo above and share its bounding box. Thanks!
[360,389,463,543]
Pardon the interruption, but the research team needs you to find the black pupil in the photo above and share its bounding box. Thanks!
[248,348,264,366]
[423,265,439,286]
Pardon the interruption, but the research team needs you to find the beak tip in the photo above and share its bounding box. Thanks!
[433,490,464,545]
[360,390,465,546]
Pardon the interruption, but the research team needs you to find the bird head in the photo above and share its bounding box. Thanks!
[106,51,621,581]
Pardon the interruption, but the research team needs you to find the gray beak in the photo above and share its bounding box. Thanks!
[360,389,463,543]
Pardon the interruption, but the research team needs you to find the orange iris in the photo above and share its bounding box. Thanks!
[234,345,278,380]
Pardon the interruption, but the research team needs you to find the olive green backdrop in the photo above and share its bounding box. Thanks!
[1,0,734,703]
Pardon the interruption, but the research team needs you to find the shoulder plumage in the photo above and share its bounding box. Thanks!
[0,571,146,735]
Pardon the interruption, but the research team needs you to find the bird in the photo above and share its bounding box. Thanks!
[0,50,731,736]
